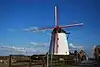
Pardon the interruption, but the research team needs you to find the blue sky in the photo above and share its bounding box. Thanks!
[0,0,100,56]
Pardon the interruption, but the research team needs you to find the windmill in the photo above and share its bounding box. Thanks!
[26,6,83,55]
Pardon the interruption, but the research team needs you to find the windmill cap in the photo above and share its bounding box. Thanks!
[52,28,69,34]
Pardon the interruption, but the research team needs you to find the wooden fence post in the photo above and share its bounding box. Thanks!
[42,56,45,67]
[29,56,32,67]
[8,55,11,67]
[47,53,49,67]
[50,54,53,67]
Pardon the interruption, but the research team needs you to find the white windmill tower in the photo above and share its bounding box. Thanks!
[26,6,83,55]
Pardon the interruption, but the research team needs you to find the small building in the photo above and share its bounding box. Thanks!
[93,45,100,61]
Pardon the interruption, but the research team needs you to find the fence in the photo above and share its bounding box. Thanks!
[0,54,77,67]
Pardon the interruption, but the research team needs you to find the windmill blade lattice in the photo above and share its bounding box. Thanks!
[59,23,83,28]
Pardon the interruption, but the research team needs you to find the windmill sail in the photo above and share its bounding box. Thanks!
[25,5,83,55]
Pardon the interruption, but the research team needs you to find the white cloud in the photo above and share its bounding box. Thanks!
[30,42,38,45]
[29,42,49,54]
[0,45,41,55]
[23,26,45,32]
[46,33,51,36]
[69,43,84,49]
[7,29,16,32]
[23,27,38,31]
[30,41,49,47]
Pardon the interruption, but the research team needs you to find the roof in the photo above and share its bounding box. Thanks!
[52,28,69,34]
[96,45,100,48]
